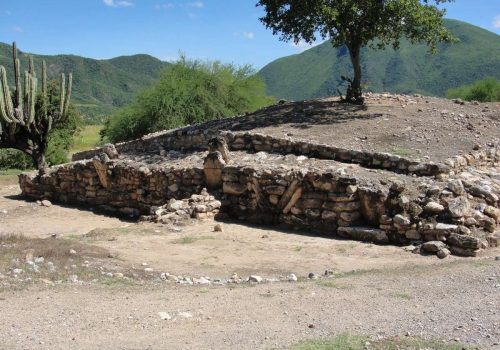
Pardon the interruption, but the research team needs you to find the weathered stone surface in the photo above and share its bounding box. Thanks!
[447,233,482,250]
[424,201,444,214]
[282,188,303,214]
[484,206,500,222]
[321,210,337,221]
[102,144,118,159]
[449,246,480,257]
[446,179,465,196]
[92,154,110,189]
[357,186,387,225]
[448,196,470,218]
[223,182,247,195]
[422,241,447,253]
[437,248,451,259]
[339,211,360,222]
[393,214,411,227]
[265,185,286,196]
[486,233,500,247]
[204,151,226,189]
[207,137,230,163]
[337,227,388,243]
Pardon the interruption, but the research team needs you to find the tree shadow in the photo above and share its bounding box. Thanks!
[206,99,381,131]
[3,194,137,222]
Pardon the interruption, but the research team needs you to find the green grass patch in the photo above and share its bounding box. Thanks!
[390,147,415,157]
[174,235,215,244]
[392,292,413,300]
[0,168,24,176]
[316,280,353,290]
[290,334,467,350]
[71,125,104,153]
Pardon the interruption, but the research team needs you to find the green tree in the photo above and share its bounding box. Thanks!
[102,57,275,143]
[257,0,455,103]
[0,43,75,171]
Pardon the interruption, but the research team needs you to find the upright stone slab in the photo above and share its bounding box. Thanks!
[204,151,226,189]
[208,136,230,164]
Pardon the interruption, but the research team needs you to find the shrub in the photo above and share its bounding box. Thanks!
[447,77,500,102]
[102,57,275,143]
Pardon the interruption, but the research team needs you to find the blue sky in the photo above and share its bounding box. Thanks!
[0,0,499,69]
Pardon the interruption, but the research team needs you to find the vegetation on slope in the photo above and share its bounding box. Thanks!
[447,77,500,102]
[0,43,167,121]
[102,58,275,143]
[258,19,500,100]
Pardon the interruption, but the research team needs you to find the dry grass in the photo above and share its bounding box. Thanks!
[0,233,109,260]
[290,334,467,350]
[0,233,113,290]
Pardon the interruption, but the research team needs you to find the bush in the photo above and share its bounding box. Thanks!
[447,77,500,102]
[102,57,275,143]
[0,149,32,170]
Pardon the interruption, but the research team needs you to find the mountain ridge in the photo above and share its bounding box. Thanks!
[257,19,500,100]
[0,42,168,119]
[1,19,498,119]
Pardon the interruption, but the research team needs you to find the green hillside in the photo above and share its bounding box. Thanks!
[258,19,500,100]
[0,43,167,120]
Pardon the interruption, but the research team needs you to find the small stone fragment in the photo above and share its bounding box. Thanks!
[158,312,172,320]
[422,241,447,253]
[248,275,263,283]
[437,248,450,259]
[424,201,444,214]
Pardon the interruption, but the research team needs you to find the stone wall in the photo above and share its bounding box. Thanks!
[72,124,500,177]
[20,153,500,258]
[19,160,205,217]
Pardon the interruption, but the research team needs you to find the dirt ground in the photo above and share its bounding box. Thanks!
[1,174,499,350]
[206,94,499,162]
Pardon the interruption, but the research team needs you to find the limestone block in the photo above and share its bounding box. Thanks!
[337,227,389,243]
[204,151,226,189]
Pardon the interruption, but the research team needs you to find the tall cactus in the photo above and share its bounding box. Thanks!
[0,42,73,171]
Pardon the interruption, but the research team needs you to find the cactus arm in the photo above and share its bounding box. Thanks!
[28,56,35,76]
[47,115,53,133]
[28,75,37,125]
[23,70,30,122]
[59,73,66,117]
[12,42,22,108]
[41,61,47,119]
[0,67,15,123]
[63,73,72,116]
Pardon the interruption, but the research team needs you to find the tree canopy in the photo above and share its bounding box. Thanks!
[257,0,455,103]
[102,57,275,143]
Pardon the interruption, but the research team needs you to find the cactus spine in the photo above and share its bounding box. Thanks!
[0,42,73,170]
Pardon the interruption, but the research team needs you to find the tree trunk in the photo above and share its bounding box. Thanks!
[346,44,363,104]
[33,149,47,174]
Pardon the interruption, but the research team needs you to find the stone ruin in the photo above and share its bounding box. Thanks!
[18,117,500,259]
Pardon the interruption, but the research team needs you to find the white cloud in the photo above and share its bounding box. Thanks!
[5,10,12,16]
[13,26,23,33]
[103,0,133,8]
[155,3,174,10]
[242,31,255,40]
[188,1,204,8]
[493,15,500,29]
[290,39,319,51]
[234,31,255,40]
